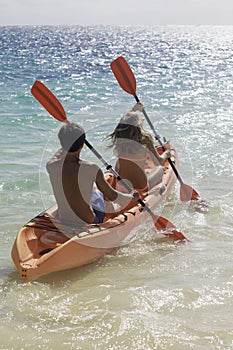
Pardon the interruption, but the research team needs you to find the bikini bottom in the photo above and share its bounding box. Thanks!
[91,190,106,224]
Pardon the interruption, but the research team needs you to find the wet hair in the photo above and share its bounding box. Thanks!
[58,122,86,152]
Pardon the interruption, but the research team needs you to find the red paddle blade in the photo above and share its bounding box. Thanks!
[153,215,176,230]
[152,214,187,241]
[163,230,187,241]
[110,56,137,96]
[180,182,200,202]
[31,80,67,123]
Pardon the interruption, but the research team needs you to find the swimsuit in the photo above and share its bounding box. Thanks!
[91,190,106,224]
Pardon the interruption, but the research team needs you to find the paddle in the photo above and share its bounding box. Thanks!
[31,80,187,241]
[110,56,201,202]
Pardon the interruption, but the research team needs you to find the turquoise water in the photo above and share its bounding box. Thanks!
[0,25,233,349]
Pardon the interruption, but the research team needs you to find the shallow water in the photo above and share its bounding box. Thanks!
[0,25,233,349]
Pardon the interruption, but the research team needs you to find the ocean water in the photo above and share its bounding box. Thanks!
[0,25,233,349]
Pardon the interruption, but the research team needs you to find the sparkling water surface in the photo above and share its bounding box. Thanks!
[0,25,233,349]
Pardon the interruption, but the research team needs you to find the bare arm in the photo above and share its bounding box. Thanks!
[149,146,171,165]
[95,168,139,203]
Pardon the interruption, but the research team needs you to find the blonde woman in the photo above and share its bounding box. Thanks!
[107,103,171,195]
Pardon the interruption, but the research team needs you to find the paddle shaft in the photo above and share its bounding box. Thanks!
[86,139,186,237]
[110,57,187,187]
[133,95,184,184]
[85,140,160,218]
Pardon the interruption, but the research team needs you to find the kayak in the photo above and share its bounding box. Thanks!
[11,144,178,282]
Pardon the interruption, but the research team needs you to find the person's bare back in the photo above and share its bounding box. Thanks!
[46,123,140,226]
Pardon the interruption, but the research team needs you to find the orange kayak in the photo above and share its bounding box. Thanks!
[11,144,178,282]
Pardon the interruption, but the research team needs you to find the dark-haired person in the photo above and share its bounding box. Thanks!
[46,122,140,226]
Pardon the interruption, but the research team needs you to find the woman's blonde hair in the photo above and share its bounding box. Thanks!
[107,112,154,156]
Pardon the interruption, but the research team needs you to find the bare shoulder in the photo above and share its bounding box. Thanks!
[46,148,64,169]
[79,159,100,175]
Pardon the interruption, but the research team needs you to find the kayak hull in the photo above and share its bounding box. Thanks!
[11,144,178,282]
